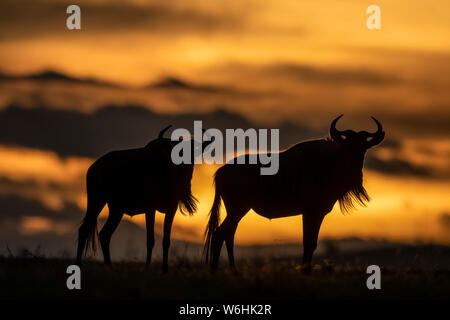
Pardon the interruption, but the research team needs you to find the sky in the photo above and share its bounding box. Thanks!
[0,0,449,256]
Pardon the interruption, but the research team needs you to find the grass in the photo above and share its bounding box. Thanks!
[1,255,449,300]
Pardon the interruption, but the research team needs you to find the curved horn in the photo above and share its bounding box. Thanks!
[366,117,385,147]
[158,125,172,139]
[369,116,383,135]
[330,114,344,142]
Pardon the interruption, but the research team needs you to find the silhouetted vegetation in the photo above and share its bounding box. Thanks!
[2,244,449,300]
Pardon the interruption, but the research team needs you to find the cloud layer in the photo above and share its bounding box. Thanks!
[0,0,243,40]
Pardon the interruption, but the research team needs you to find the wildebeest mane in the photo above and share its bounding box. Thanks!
[288,138,371,213]
[322,138,371,213]
[144,138,199,216]
[338,182,370,213]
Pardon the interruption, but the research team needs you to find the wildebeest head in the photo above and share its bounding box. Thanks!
[329,115,385,212]
[158,124,172,139]
[174,129,215,164]
[154,125,215,215]
[330,115,385,153]
[145,125,175,150]
[190,129,215,160]
[152,125,215,160]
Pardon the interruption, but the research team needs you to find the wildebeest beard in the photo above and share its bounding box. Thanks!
[337,171,370,213]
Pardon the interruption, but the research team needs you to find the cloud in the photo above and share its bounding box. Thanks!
[0,103,447,180]
[0,175,83,212]
[1,68,449,143]
[262,63,401,86]
[0,192,199,239]
[212,62,403,87]
[365,155,432,178]
[0,70,120,88]
[0,194,82,223]
[378,138,402,151]
[0,0,243,41]
[0,192,202,259]
[0,103,318,158]
[146,76,236,94]
[377,110,450,138]
[439,213,450,232]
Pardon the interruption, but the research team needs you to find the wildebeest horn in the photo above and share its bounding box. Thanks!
[330,114,344,142]
[158,125,172,139]
[366,117,385,147]
[369,117,382,135]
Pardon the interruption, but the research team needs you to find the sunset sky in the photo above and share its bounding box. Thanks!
[0,0,449,255]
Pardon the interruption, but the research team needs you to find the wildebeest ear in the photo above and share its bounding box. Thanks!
[158,125,172,139]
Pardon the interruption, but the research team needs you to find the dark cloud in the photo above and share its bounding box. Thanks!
[147,76,236,94]
[378,138,402,151]
[439,213,450,232]
[0,102,446,179]
[0,192,199,238]
[235,62,402,86]
[0,0,242,41]
[85,2,242,34]
[0,70,120,88]
[380,110,450,138]
[0,193,202,259]
[365,155,432,178]
[0,194,82,223]
[0,71,445,181]
[2,68,448,141]
[0,176,80,194]
[0,103,318,158]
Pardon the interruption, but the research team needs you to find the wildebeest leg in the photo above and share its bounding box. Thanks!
[224,214,245,272]
[99,207,123,265]
[162,211,175,273]
[211,229,224,270]
[302,213,325,273]
[212,209,246,271]
[145,211,156,266]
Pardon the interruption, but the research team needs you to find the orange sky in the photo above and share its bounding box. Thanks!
[0,0,449,246]
[1,145,449,245]
[1,0,450,84]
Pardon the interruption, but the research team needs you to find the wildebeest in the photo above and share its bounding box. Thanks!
[76,125,212,272]
[204,115,385,272]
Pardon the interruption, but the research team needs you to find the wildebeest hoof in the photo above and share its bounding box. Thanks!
[300,265,312,274]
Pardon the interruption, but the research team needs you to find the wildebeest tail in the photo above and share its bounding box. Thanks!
[178,189,198,215]
[81,214,99,255]
[203,179,222,264]
[77,171,104,259]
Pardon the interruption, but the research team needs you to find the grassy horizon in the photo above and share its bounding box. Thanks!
[2,242,450,300]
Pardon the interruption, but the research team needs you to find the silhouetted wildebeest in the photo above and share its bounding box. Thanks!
[76,125,212,272]
[204,115,385,272]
